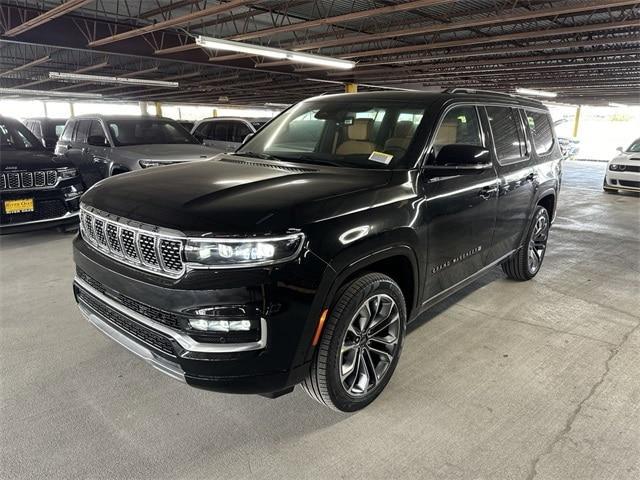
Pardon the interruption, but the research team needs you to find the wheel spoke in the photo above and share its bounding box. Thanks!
[367,344,394,363]
[363,348,378,388]
[369,312,399,337]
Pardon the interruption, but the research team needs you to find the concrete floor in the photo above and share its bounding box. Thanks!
[1,161,638,480]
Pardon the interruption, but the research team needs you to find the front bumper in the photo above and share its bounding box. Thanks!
[1,180,82,234]
[604,169,640,192]
[73,235,330,394]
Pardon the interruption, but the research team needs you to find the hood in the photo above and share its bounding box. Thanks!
[114,143,224,162]
[611,151,640,165]
[82,154,392,234]
[0,149,72,172]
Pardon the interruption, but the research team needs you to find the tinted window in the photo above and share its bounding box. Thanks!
[60,121,74,142]
[88,120,106,139]
[232,122,252,143]
[0,119,43,151]
[526,110,553,155]
[486,106,525,163]
[212,121,233,142]
[193,122,211,139]
[74,120,91,143]
[626,138,640,153]
[106,118,198,146]
[432,106,482,157]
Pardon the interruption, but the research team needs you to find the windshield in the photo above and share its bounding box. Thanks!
[625,138,640,153]
[106,118,199,147]
[0,119,44,151]
[237,100,427,168]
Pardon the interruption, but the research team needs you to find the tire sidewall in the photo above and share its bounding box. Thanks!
[324,275,406,412]
[525,206,550,276]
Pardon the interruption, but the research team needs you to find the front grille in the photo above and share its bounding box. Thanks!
[619,180,640,188]
[77,288,175,356]
[1,170,57,190]
[80,206,186,278]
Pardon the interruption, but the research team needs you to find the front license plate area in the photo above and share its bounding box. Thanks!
[4,198,35,214]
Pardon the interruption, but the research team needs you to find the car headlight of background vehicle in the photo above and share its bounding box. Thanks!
[184,233,305,268]
[609,164,625,171]
[57,167,78,179]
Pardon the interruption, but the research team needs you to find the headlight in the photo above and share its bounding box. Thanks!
[609,164,625,171]
[184,233,305,268]
[139,159,179,168]
[57,167,78,179]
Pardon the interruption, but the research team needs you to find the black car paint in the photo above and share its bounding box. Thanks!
[1,117,83,234]
[73,92,562,394]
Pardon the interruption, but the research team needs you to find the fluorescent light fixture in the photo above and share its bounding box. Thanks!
[515,87,558,98]
[0,87,102,99]
[264,102,290,107]
[196,35,355,70]
[49,72,179,88]
[608,102,628,108]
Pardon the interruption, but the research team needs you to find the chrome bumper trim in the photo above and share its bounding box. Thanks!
[74,276,268,353]
[79,303,185,382]
[0,210,79,228]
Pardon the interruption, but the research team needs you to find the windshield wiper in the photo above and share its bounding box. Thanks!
[288,155,344,167]
[236,151,282,161]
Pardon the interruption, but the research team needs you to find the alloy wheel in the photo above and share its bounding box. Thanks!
[528,214,549,273]
[339,294,400,397]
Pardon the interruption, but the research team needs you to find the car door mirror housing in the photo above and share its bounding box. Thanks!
[616,146,623,152]
[426,144,492,176]
[87,135,109,147]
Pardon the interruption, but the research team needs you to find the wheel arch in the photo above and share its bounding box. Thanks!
[536,188,557,221]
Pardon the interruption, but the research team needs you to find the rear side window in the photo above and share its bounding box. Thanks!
[60,121,75,141]
[193,122,211,138]
[232,122,252,143]
[486,106,526,164]
[525,110,554,155]
[88,120,106,139]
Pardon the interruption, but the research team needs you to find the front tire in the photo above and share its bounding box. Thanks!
[502,205,550,281]
[302,273,406,412]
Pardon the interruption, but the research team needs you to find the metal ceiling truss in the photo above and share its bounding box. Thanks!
[0,0,638,104]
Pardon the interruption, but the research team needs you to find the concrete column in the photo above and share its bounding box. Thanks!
[345,83,358,93]
[572,105,581,138]
[154,102,162,117]
[69,102,75,117]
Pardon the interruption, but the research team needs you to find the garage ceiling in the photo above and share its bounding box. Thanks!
[0,0,639,105]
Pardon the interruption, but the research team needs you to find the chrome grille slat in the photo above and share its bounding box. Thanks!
[1,170,58,190]
[80,206,185,278]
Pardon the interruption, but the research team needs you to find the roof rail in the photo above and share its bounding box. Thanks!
[444,87,544,103]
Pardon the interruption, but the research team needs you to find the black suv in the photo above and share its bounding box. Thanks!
[1,116,83,234]
[72,90,562,412]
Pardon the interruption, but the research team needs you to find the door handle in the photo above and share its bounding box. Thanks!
[479,186,498,199]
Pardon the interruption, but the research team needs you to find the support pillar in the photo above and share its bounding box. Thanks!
[345,83,358,93]
[572,105,581,138]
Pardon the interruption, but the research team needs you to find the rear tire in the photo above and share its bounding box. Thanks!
[502,206,550,281]
[301,272,406,412]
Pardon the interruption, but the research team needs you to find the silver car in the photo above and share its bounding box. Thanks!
[191,117,271,152]
[54,115,223,187]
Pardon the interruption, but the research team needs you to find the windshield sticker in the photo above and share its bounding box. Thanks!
[368,151,394,164]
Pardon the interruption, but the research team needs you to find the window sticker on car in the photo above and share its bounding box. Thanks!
[368,151,393,164]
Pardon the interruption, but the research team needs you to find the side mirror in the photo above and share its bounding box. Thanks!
[242,133,254,144]
[616,146,623,153]
[427,144,492,176]
[87,135,109,147]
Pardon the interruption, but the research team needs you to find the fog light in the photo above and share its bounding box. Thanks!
[188,319,252,332]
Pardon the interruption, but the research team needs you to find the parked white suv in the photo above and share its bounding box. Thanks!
[191,117,271,152]
[604,138,640,193]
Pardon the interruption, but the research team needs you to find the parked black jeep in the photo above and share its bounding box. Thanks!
[72,90,562,412]
[1,116,83,234]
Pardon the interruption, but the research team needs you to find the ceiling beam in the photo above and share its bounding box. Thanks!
[2,0,92,37]
[340,19,640,59]
[230,0,456,41]
[0,55,50,77]
[292,0,640,51]
[88,0,260,47]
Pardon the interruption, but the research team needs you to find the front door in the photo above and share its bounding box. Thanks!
[423,105,499,301]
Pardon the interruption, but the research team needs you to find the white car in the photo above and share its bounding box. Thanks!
[604,138,640,193]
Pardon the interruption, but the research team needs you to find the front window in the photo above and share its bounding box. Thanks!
[106,119,199,147]
[237,100,427,168]
[0,119,44,151]
[625,138,640,153]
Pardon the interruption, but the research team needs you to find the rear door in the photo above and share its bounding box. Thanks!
[483,105,537,263]
[66,119,105,188]
[423,104,499,300]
